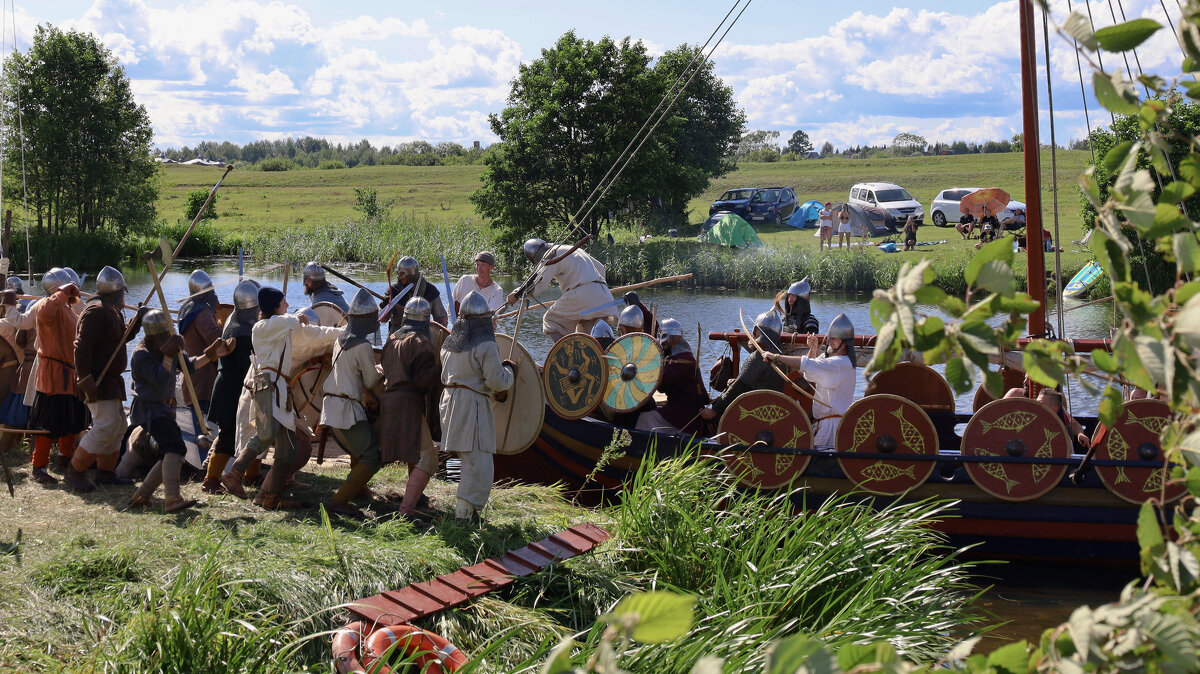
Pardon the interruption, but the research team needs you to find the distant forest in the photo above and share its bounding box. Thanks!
[155,137,488,170]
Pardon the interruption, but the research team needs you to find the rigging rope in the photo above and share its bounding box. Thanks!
[9,0,31,281]
[1066,0,1098,167]
[1042,8,1073,413]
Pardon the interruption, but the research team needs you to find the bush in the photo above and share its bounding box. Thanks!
[744,148,780,163]
[258,158,295,172]
[352,187,395,221]
[183,189,218,221]
[317,160,347,170]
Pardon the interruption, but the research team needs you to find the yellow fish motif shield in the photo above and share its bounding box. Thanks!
[717,390,811,490]
[836,394,938,496]
[600,332,663,414]
[1094,398,1184,505]
[961,398,1070,502]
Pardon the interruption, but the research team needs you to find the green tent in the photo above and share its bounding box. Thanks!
[699,213,764,248]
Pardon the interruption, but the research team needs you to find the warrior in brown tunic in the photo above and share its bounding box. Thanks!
[378,297,443,517]
[178,270,221,441]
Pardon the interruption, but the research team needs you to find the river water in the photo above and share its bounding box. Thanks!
[75,258,1125,646]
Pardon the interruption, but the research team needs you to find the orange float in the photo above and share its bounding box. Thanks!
[362,623,469,673]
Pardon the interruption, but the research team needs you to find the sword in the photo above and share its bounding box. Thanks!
[441,253,456,327]
[580,297,627,317]
[377,283,414,322]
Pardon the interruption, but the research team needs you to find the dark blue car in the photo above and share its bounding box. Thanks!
[709,187,761,218]
[746,187,798,225]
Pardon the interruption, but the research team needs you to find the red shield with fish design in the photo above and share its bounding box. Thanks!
[1094,399,1185,505]
[835,394,938,495]
[717,390,811,490]
[962,398,1070,501]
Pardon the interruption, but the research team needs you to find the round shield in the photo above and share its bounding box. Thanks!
[311,301,348,328]
[836,394,938,495]
[493,334,546,455]
[601,332,663,414]
[290,355,332,431]
[972,366,1026,412]
[1095,399,1185,504]
[215,303,234,328]
[864,362,954,412]
[717,390,812,490]
[961,397,1071,501]
[543,333,608,420]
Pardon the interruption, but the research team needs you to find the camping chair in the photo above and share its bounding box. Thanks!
[1072,228,1093,251]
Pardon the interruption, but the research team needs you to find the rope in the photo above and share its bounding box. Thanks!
[1066,0,1098,167]
[1042,9,1073,414]
[9,0,32,280]
[1083,0,1118,125]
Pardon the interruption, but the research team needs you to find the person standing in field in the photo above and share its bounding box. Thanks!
[837,205,852,248]
[903,216,918,251]
[818,201,834,250]
[452,251,505,315]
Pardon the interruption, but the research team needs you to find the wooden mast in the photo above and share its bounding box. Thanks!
[1019,0,1048,337]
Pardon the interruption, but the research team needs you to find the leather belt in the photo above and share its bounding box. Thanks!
[565,280,604,293]
[445,383,488,396]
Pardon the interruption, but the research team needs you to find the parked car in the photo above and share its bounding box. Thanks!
[848,182,923,224]
[746,187,798,224]
[710,187,762,219]
[928,187,1026,226]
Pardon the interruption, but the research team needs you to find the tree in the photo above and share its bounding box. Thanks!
[890,132,927,156]
[736,129,779,159]
[471,33,745,249]
[786,130,812,155]
[1011,133,1023,151]
[183,190,218,221]
[819,141,835,157]
[1,25,158,235]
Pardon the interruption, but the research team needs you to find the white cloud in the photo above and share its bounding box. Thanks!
[230,68,299,102]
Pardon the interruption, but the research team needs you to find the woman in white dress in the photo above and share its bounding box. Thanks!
[837,205,852,248]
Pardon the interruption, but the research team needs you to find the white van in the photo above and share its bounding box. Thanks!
[848,182,923,224]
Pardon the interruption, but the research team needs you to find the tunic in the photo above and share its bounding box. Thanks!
[5,297,44,404]
[385,276,448,332]
[709,341,786,418]
[452,275,505,313]
[530,245,614,336]
[207,332,253,433]
[655,341,709,434]
[129,344,190,426]
[310,282,349,312]
[179,300,220,407]
[74,301,133,401]
[379,329,442,466]
[795,354,855,448]
[319,339,381,430]
[439,340,513,455]
[247,315,341,432]
[34,290,80,396]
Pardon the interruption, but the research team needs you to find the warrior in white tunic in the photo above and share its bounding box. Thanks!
[439,291,514,520]
[767,313,858,449]
[506,238,615,342]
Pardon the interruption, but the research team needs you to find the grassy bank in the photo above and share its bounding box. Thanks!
[0,442,979,672]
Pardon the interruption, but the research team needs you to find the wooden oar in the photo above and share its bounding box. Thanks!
[495,273,693,320]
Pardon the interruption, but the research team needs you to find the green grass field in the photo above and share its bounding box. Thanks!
[158,150,1095,239]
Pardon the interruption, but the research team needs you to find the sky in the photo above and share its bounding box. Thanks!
[3,0,1189,151]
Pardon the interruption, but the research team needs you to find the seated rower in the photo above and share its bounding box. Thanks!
[775,277,818,336]
[1004,379,1089,452]
[590,320,615,349]
[609,305,655,428]
[635,318,709,436]
[701,311,786,422]
[764,313,857,449]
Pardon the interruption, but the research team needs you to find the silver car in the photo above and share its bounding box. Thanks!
[929,187,1025,226]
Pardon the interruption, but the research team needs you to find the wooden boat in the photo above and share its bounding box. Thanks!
[493,4,1175,564]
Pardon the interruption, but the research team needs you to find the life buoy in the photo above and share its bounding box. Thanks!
[361,623,468,673]
[332,621,371,674]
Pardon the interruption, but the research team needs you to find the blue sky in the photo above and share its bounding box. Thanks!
[8,0,1188,150]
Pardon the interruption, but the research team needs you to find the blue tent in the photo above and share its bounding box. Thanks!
[787,200,825,228]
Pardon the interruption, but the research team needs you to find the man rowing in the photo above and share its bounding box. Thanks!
[636,318,708,435]
[765,313,857,449]
[507,238,615,342]
[701,311,787,423]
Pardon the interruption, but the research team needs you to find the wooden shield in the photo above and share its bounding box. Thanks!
[717,390,812,490]
[543,333,607,421]
[972,366,1025,412]
[493,334,545,455]
[290,355,332,431]
[1095,399,1185,504]
[864,361,954,412]
[962,398,1070,501]
[836,394,938,495]
[312,301,348,327]
[601,332,663,414]
[216,303,234,328]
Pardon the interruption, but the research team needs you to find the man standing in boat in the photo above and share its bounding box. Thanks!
[382,256,449,333]
[178,270,222,444]
[507,238,616,342]
[702,311,787,422]
[776,277,818,335]
[71,267,147,491]
[302,261,349,312]
[452,251,505,315]
[440,291,515,520]
[766,313,857,449]
[637,318,709,435]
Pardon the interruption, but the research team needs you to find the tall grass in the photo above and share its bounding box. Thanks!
[9,222,231,272]
[567,449,980,671]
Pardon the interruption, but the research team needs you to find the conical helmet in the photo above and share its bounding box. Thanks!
[523,238,549,264]
[302,261,325,283]
[188,269,214,295]
[63,267,81,288]
[95,266,126,294]
[396,256,419,275]
[787,277,811,298]
[142,309,171,336]
[590,320,614,339]
[618,305,643,331]
[6,277,23,294]
[659,318,682,337]
[232,280,260,310]
[403,297,431,322]
[754,310,782,335]
[41,268,71,294]
[828,313,854,339]
[459,290,489,317]
[347,288,378,317]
